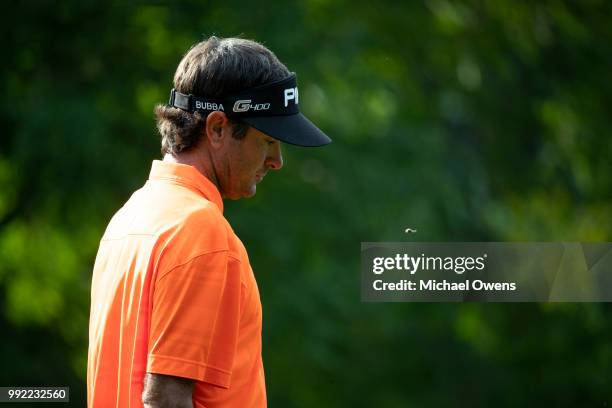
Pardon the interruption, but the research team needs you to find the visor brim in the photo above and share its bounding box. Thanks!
[240,113,332,147]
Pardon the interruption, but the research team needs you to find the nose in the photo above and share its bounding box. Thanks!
[266,142,283,170]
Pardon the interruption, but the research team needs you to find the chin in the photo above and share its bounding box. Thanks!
[224,183,257,200]
[244,186,257,198]
[237,185,257,199]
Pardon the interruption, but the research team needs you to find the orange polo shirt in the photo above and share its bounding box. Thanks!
[87,160,266,407]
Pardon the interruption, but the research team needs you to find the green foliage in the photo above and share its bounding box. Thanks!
[1,1,611,406]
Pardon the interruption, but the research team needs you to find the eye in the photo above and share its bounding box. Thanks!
[267,140,275,145]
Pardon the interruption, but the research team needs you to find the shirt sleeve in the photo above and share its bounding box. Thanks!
[146,250,241,389]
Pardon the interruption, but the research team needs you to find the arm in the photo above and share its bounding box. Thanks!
[142,372,195,408]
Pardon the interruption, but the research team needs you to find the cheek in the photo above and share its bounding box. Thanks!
[260,144,272,164]
[237,150,263,180]
[250,146,268,170]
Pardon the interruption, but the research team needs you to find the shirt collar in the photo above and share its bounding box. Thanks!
[148,160,224,213]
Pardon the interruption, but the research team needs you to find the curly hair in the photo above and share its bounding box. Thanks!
[156,36,291,155]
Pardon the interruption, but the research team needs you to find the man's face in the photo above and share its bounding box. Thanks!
[217,126,284,199]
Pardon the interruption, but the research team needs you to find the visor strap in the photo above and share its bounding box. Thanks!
[169,89,192,111]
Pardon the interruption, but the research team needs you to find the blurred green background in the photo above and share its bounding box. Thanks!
[1,0,611,406]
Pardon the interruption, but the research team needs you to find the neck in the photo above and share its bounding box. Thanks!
[163,147,221,193]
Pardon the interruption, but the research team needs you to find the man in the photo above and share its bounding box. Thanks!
[87,36,331,407]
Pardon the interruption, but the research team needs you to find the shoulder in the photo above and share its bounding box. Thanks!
[155,200,233,272]
[177,201,231,245]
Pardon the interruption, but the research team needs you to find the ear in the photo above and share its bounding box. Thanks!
[204,111,230,150]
